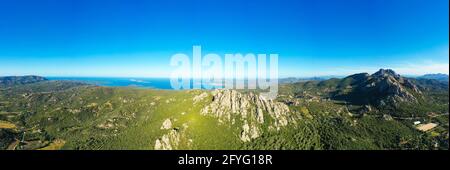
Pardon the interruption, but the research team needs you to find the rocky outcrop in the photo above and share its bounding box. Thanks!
[160,118,172,130]
[240,120,260,142]
[154,129,181,150]
[369,69,421,105]
[200,89,296,142]
[193,92,208,104]
[154,119,191,150]
[334,69,423,107]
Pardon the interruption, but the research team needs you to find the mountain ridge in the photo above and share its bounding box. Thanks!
[418,73,449,82]
[1,69,448,150]
[0,75,47,87]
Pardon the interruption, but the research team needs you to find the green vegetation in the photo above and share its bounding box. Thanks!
[0,70,448,150]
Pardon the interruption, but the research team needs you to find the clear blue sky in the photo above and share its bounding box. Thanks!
[0,0,448,77]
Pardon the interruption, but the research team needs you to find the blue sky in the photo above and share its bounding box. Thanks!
[0,0,448,77]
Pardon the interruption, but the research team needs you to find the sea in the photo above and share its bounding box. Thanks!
[46,77,301,90]
[47,77,174,89]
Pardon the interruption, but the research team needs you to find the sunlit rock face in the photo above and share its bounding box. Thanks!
[201,89,296,142]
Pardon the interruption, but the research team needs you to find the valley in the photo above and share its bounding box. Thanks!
[0,69,448,150]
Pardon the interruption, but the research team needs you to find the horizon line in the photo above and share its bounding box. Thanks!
[2,73,448,79]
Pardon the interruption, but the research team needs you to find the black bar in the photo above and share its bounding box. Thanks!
[0,150,448,169]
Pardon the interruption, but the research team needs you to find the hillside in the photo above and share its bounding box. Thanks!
[0,71,448,150]
[0,75,48,87]
[418,73,449,82]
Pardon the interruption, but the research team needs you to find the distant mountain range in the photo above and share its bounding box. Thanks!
[1,69,448,150]
[281,69,428,106]
[2,73,447,87]
[0,75,47,87]
[279,76,341,84]
[281,73,449,84]
[417,73,449,82]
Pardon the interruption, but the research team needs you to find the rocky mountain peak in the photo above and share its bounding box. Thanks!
[372,69,400,79]
[333,69,422,107]
[364,69,421,105]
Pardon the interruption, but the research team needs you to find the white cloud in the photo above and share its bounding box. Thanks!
[391,62,449,75]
